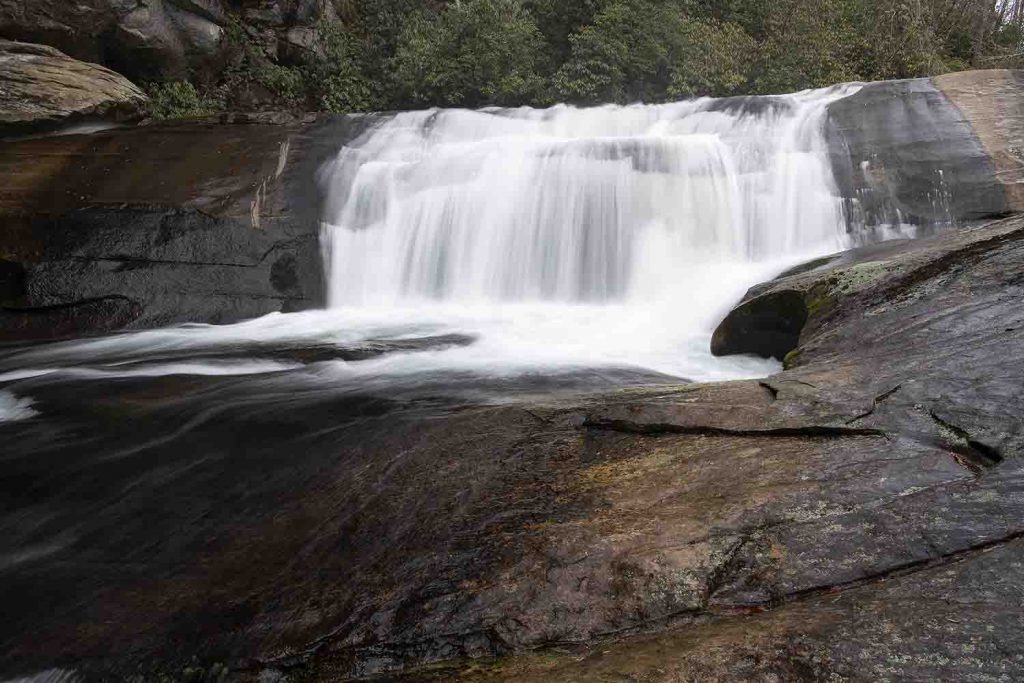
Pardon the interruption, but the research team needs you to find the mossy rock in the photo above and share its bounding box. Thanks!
[711,289,808,361]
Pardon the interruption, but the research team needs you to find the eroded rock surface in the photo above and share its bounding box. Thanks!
[0,40,147,137]
[827,69,1024,229]
[0,115,376,340]
[936,69,1024,211]
[2,216,1023,681]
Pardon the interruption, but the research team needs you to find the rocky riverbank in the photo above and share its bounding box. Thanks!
[2,65,1024,682]
[2,213,1023,682]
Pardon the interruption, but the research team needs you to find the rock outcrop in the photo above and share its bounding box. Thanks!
[0,0,227,83]
[828,69,1024,231]
[2,215,1023,681]
[936,69,1024,210]
[0,115,378,341]
[0,40,147,138]
[0,0,345,86]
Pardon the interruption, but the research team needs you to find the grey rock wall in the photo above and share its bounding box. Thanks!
[0,114,379,341]
[826,69,1024,232]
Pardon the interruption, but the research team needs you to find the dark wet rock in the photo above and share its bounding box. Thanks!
[0,114,380,340]
[415,538,1024,681]
[827,70,1024,232]
[0,40,147,138]
[2,216,1024,681]
[709,289,807,361]
[0,296,143,343]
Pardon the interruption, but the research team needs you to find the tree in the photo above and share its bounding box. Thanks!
[552,0,756,104]
[666,18,757,98]
[390,0,546,108]
[751,0,862,93]
[522,0,607,63]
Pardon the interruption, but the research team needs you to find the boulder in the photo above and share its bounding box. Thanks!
[0,0,229,84]
[105,0,227,82]
[0,0,117,65]
[709,288,807,361]
[0,40,147,138]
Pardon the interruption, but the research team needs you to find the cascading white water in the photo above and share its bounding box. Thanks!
[322,89,854,306]
[313,86,859,382]
[0,86,862,397]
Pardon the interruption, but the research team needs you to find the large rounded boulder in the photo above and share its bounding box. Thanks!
[0,40,148,137]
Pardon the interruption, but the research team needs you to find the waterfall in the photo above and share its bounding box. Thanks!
[0,87,863,395]
[320,87,858,308]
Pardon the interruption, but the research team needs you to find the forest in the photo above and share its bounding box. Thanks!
[143,0,1024,116]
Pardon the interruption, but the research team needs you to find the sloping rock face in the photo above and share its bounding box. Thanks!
[0,115,376,340]
[936,69,1024,210]
[0,40,147,138]
[827,69,1024,231]
[2,218,1023,680]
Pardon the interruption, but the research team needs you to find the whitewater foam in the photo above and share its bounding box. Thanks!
[0,87,861,393]
[0,391,37,422]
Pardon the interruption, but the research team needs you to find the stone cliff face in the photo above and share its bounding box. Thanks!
[0,114,377,341]
[828,69,1024,231]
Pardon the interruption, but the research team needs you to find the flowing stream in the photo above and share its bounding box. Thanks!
[0,86,861,417]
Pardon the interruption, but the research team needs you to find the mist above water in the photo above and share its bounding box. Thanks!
[1,86,860,401]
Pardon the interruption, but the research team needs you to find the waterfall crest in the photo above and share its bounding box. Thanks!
[321,87,858,308]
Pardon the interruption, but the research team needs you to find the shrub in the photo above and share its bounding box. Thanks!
[146,81,222,120]
[304,21,381,113]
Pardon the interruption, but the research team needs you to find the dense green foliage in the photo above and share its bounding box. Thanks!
[391,0,547,107]
[146,81,222,120]
[551,0,758,103]
[154,0,1024,118]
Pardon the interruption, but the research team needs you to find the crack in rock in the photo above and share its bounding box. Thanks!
[844,383,902,424]
[584,418,886,439]
[928,410,1003,471]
